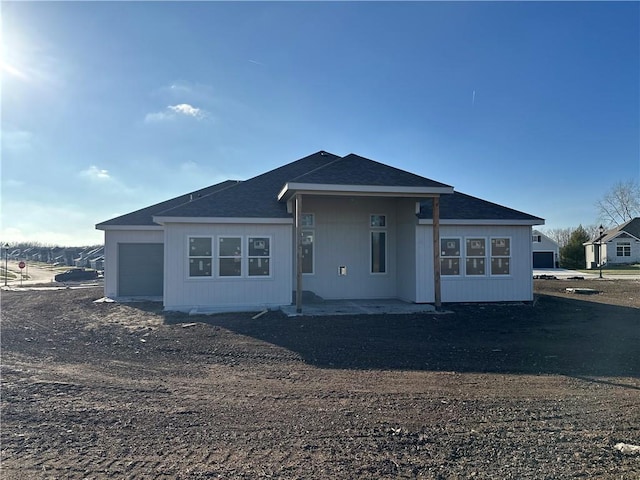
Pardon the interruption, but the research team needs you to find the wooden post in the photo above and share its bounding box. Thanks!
[295,194,303,313]
[432,196,441,310]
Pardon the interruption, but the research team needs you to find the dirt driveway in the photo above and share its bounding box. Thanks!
[1,279,639,479]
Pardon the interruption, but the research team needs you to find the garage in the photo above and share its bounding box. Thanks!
[533,251,555,268]
[118,243,164,296]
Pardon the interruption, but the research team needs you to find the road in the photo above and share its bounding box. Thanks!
[3,261,58,286]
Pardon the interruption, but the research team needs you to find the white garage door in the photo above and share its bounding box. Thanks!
[118,243,164,296]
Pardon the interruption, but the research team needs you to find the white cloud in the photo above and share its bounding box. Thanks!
[169,103,204,118]
[144,103,207,123]
[80,165,111,181]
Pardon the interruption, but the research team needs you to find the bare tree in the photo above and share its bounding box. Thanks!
[542,227,573,249]
[596,179,640,227]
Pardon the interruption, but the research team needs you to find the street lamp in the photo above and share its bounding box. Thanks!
[598,225,604,279]
[3,243,9,286]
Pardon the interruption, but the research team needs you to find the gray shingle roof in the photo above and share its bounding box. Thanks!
[289,153,453,189]
[96,180,240,227]
[601,217,640,242]
[98,150,543,226]
[419,191,544,222]
[155,151,341,219]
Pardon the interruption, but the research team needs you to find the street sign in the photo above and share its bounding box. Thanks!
[18,261,25,269]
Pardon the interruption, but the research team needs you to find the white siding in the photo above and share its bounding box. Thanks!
[163,223,292,311]
[532,229,559,264]
[396,199,418,302]
[102,229,164,298]
[297,196,401,300]
[416,224,534,303]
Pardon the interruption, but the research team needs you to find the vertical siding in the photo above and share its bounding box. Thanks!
[163,223,292,311]
[103,229,164,298]
[416,224,534,303]
[299,196,400,300]
[396,199,418,302]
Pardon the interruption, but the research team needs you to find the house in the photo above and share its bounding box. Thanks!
[532,229,559,268]
[584,217,640,269]
[74,246,105,268]
[96,151,544,312]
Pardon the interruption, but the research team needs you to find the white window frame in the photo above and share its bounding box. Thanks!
[465,237,487,276]
[490,237,511,276]
[248,236,272,277]
[301,230,315,275]
[187,236,213,278]
[370,214,387,274]
[616,242,631,257]
[440,237,462,277]
[301,213,315,228]
[370,214,386,228]
[218,236,243,278]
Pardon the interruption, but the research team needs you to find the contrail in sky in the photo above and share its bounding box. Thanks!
[472,90,476,106]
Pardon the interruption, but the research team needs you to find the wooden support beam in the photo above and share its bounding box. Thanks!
[432,195,442,310]
[295,194,303,313]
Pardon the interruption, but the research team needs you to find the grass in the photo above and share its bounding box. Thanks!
[0,268,19,281]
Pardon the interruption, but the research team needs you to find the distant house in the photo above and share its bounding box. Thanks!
[584,217,640,268]
[532,229,559,268]
[96,151,544,312]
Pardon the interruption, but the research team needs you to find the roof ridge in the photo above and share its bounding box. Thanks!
[288,151,343,182]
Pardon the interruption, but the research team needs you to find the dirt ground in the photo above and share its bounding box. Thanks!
[1,278,639,479]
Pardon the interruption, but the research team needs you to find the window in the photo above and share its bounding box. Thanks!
[371,231,386,273]
[218,237,242,277]
[301,213,314,227]
[248,237,270,276]
[491,238,510,275]
[617,242,631,257]
[370,214,387,274]
[532,235,541,243]
[465,238,486,275]
[301,230,314,274]
[440,238,461,276]
[370,214,386,227]
[188,237,212,277]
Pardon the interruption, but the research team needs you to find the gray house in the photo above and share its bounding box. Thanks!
[96,151,544,312]
[584,217,640,269]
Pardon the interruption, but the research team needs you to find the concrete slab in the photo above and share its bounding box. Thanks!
[533,268,597,279]
[280,299,436,317]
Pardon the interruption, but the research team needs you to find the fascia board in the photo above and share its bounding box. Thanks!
[606,231,640,242]
[153,216,293,225]
[278,182,454,201]
[418,219,545,226]
[95,225,163,231]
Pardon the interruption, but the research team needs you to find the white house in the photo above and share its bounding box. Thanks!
[584,218,640,269]
[532,229,559,268]
[96,151,544,312]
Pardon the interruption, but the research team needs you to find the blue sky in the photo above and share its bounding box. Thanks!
[2,1,638,246]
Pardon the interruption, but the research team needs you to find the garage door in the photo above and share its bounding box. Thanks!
[533,251,554,268]
[118,243,164,296]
